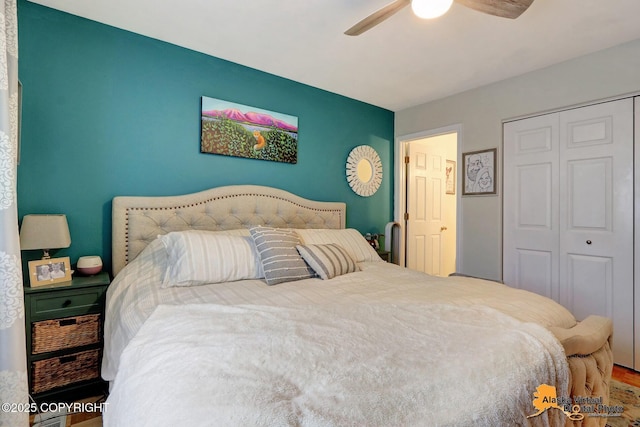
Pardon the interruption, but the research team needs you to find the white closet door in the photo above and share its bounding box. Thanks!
[559,98,634,368]
[504,98,634,368]
[503,114,560,301]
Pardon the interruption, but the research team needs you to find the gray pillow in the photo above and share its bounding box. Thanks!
[296,243,359,280]
[249,226,316,285]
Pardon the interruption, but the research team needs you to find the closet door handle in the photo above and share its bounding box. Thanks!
[586,240,592,245]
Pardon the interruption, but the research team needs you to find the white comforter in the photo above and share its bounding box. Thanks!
[104,303,567,427]
[102,239,576,382]
[102,239,577,426]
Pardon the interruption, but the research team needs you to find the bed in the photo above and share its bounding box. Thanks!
[101,185,613,427]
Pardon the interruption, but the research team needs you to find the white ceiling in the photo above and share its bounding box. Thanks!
[28,0,640,111]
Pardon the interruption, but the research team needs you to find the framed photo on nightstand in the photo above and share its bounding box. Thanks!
[28,257,72,287]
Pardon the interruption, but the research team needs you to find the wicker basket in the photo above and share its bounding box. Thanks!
[32,314,100,354]
[31,349,100,394]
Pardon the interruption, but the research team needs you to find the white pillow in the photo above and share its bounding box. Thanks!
[159,230,263,287]
[295,228,382,263]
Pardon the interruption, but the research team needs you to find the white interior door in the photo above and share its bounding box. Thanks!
[558,98,634,368]
[406,140,448,275]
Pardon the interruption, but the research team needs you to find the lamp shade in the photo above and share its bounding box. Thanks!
[20,214,71,252]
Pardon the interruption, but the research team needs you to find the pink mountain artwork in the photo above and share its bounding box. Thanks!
[202,108,298,133]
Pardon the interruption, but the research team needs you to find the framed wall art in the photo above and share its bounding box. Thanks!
[27,257,72,287]
[462,148,496,196]
[200,96,299,164]
[445,160,456,195]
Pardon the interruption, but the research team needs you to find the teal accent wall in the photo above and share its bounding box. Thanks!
[16,1,394,273]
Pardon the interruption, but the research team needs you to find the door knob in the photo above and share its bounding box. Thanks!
[586,240,592,245]
[440,226,448,231]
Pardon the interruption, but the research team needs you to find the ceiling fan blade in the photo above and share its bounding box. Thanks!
[344,0,411,36]
[455,0,534,19]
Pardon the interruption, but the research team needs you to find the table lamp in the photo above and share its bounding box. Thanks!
[20,214,71,259]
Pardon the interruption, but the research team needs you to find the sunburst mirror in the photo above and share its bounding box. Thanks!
[346,145,383,197]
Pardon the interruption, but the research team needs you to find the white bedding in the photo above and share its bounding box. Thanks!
[102,238,577,382]
[104,303,567,427]
[101,235,581,426]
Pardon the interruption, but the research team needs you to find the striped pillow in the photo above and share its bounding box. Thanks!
[296,244,359,280]
[249,226,316,285]
[159,230,263,287]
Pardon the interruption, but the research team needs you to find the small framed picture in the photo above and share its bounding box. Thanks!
[28,257,72,287]
[445,160,456,195]
[462,148,497,196]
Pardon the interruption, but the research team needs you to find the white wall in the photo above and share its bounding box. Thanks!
[396,38,640,281]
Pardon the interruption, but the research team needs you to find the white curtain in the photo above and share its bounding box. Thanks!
[0,0,28,426]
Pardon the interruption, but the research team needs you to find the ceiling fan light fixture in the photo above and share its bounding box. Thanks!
[411,0,454,19]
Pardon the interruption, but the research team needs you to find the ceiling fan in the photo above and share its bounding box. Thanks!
[344,0,534,36]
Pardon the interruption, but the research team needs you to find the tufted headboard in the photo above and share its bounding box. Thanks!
[111,185,346,276]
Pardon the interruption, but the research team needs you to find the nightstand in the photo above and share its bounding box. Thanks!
[24,271,110,403]
[377,249,391,262]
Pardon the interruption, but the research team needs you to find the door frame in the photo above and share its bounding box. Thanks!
[395,124,463,269]
[635,97,640,370]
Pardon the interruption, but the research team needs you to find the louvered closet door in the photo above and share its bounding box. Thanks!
[504,98,634,368]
